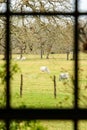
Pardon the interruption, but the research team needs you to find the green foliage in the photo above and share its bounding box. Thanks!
[0,121,6,130]
[0,91,6,107]
[0,62,21,84]
[10,120,47,130]
[0,63,6,84]
[10,121,20,130]
[11,63,21,79]
[0,62,20,107]
[29,120,47,130]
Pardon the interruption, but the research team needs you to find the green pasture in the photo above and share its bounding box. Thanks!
[0,53,87,129]
[11,54,74,108]
[0,53,87,108]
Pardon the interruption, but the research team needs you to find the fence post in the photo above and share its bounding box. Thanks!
[67,51,69,60]
[20,74,23,97]
[53,75,56,99]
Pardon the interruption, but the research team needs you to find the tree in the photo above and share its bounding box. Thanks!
[0,0,74,59]
[78,18,87,52]
[0,17,6,59]
[10,0,74,13]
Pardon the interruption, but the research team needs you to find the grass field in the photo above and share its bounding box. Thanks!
[0,53,87,129]
[11,54,74,108]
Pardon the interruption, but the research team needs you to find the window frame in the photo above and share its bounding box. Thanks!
[0,0,87,130]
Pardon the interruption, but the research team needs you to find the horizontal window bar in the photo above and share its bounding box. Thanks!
[0,109,87,120]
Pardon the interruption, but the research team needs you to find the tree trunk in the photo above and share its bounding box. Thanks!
[46,44,52,59]
[46,53,49,59]
[3,49,12,60]
[40,44,44,59]
[72,50,75,60]
[20,48,23,59]
[41,47,43,59]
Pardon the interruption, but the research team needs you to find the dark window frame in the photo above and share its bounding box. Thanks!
[0,0,87,130]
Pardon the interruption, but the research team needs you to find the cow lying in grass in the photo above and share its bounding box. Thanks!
[59,72,69,81]
[15,56,26,61]
[40,66,50,74]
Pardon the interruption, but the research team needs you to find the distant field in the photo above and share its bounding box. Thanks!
[0,53,87,129]
[11,54,74,108]
[8,53,87,108]
[0,53,87,108]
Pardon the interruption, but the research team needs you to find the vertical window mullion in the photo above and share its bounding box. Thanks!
[74,8,79,109]
[74,0,79,130]
[6,0,10,130]
[6,0,10,109]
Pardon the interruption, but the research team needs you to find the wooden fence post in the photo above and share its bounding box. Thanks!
[67,51,69,60]
[20,74,23,97]
[53,75,56,99]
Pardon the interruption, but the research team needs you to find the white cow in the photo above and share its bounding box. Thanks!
[59,72,69,81]
[15,56,21,60]
[15,56,26,61]
[21,56,26,61]
[40,66,50,74]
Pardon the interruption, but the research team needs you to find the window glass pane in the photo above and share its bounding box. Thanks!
[78,0,87,12]
[10,0,75,13]
[10,15,74,108]
[78,120,87,130]
[0,0,6,13]
[78,16,87,108]
[0,121,6,130]
[10,120,73,130]
[0,16,6,108]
